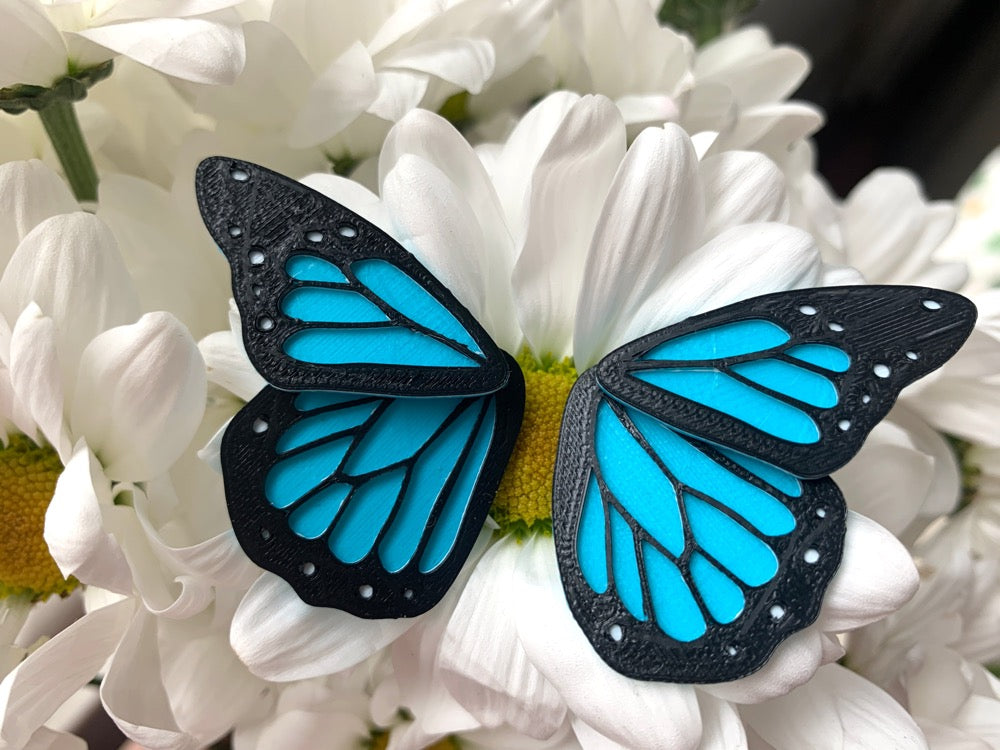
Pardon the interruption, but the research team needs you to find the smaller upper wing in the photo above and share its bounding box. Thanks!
[196,157,508,397]
[597,285,976,478]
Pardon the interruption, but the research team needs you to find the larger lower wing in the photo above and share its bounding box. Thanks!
[554,370,845,683]
[223,358,524,618]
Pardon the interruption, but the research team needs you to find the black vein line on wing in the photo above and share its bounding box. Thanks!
[602,400,775,623]
[341,264,488,365]
[277,398,480,558]
[683,435,803,501]
[408,396,492,568]
[721,368,832,415]
[276,398,393,514]
[623,346,848,380]
[370,396,490,569]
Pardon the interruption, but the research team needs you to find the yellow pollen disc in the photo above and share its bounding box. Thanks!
[370,732,457,750]
[0,435,77,601]
[491,350,578,537]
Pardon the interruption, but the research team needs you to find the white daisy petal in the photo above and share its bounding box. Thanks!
[197,420,226,475]
[288,41,378,148]
[199,324,265,403]
[513,536,703,750]
[96,174,229,340]
[92,0,246,22]
[71,16,246,84]
[703,628,826,704]
[8,306,68,459]
[369,69,429,122]
[512,94,625,358]
[382,154,488,323]
[230,574,415,682]
[820,511,919,632]
[905,379,1000,447]
[836,410,960,537]
[382,37,495,94]
[575,123,704,368]
[44,444,133,595]
[614,94,679,127]
[698,693,748,749]
[708,102,823,158]
[493,91,582,238]
[572,718,631,749]
[439,537,567,739]
[189,19,308,130]
[621,223,821,345]
[699,150,789,236]
[0,0,66,87]
[158,620,267,747]
[380,109,519,349]
[299,172,392,233]
[379,109,508,253]
[741,664,927,749]
[69,312,206,482]
[842,169,946,284]
[0,213,140,396]
[696,29,809,108]
[0,161,77,266]
[239,708,369,750]
[21,726,86,750]
[820,264,866,286]
[0,599,133,748]
[100,610,192,749]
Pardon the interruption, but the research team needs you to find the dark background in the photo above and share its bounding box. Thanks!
[746,0,1000,199]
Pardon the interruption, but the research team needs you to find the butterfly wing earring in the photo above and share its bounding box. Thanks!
[554,286,976,682]
[195,157,524,618]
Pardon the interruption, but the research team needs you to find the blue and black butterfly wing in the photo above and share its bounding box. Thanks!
[223,358,524,618]
[195,156,508,397]
[555,285,975,682]
[597,285,977,478]
[553,371,845,682]
[196,157,525,617]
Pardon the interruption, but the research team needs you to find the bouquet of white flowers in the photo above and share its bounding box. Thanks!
[0,1,997,749]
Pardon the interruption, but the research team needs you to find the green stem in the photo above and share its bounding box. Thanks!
[36,98,98,202]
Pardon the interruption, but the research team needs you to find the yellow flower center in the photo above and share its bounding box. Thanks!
[491,350,578,537]
[0,435,76,601]
[370,732,457,750]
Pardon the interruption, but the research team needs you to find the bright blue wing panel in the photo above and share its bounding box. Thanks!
[195,157,508,396]
[597,286,977,478]
[221,365,524,618]
[553,369,846,683]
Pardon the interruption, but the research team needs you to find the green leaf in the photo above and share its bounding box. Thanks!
[658,0,759,45]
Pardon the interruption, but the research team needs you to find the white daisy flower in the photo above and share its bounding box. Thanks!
[171,0,555,182]
[472,2,820,164]
[0,159,210,747]
[0,0,246,88]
